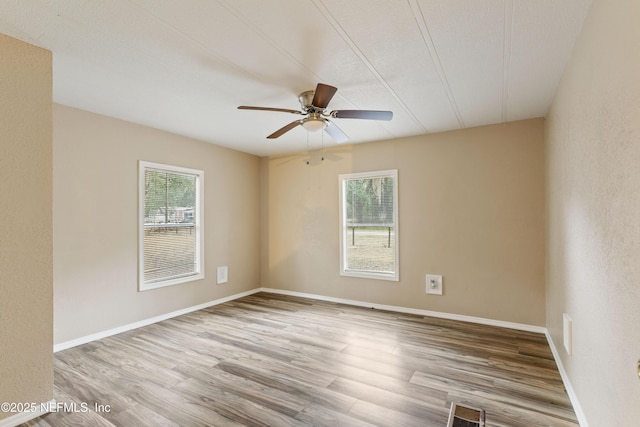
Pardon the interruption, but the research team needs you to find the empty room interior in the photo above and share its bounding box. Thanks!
[1,0,638,426]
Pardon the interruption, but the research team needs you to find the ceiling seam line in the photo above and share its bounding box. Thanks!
[502,0,514,123]
[122,0,263,84]
[215,0,326,87]
[407,0,465,129]
[311,0,429,134]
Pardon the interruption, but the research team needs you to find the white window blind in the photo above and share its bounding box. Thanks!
[139,161,204,290]
[340,170,398,281]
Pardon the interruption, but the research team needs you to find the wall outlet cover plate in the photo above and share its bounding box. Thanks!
[217,266,228,284]
[563,313,572,355]
[426,274,443,295]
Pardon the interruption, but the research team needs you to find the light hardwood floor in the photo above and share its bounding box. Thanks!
[23,292,577,426]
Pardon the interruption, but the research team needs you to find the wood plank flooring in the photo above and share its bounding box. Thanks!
[22,292,578,426]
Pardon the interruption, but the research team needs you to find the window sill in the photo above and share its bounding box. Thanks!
[340,270,399,282]
[139,272,204,291]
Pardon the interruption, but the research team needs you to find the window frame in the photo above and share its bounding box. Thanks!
[339,169,399,281]
[138,161,204,291]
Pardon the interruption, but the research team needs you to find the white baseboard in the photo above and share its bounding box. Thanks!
[54,286,545,354]
[0,399,55,427]
[545,330,589,427]
[259,287,547,334]
[53,288,262,352]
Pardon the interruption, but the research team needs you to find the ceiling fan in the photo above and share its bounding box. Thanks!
[238,83,393,143]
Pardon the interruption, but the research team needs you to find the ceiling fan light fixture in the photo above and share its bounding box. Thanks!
[301,116,327,132]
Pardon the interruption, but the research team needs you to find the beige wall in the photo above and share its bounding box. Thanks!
[545,0,640,424]
[262,119,546,326]
[0,34,53,420]
[53,104,261,344]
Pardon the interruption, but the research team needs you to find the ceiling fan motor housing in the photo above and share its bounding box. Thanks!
[298,90,317,111]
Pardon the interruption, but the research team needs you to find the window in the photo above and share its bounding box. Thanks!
[339,169,398,281]
[139,161,204,290]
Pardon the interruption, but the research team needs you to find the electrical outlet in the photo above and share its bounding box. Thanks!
[563,313,573,355]
[217,266,228,284]
[426,274,443,295]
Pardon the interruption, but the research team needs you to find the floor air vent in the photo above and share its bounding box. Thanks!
[447,403,485,427]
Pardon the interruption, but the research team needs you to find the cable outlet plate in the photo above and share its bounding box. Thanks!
[426,274,443,295]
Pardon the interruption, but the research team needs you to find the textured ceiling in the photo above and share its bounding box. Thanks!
[0,0,592,156]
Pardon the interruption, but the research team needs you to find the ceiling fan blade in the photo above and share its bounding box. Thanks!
[324,121,349,144]
[331,110,393,121]
[311,83,338,109]
[267,120,302,139]
[238,106,302,115]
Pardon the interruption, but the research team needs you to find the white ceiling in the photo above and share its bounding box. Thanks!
[0,0,592,157]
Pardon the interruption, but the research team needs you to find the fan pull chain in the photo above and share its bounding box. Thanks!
[305,131,325,165]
